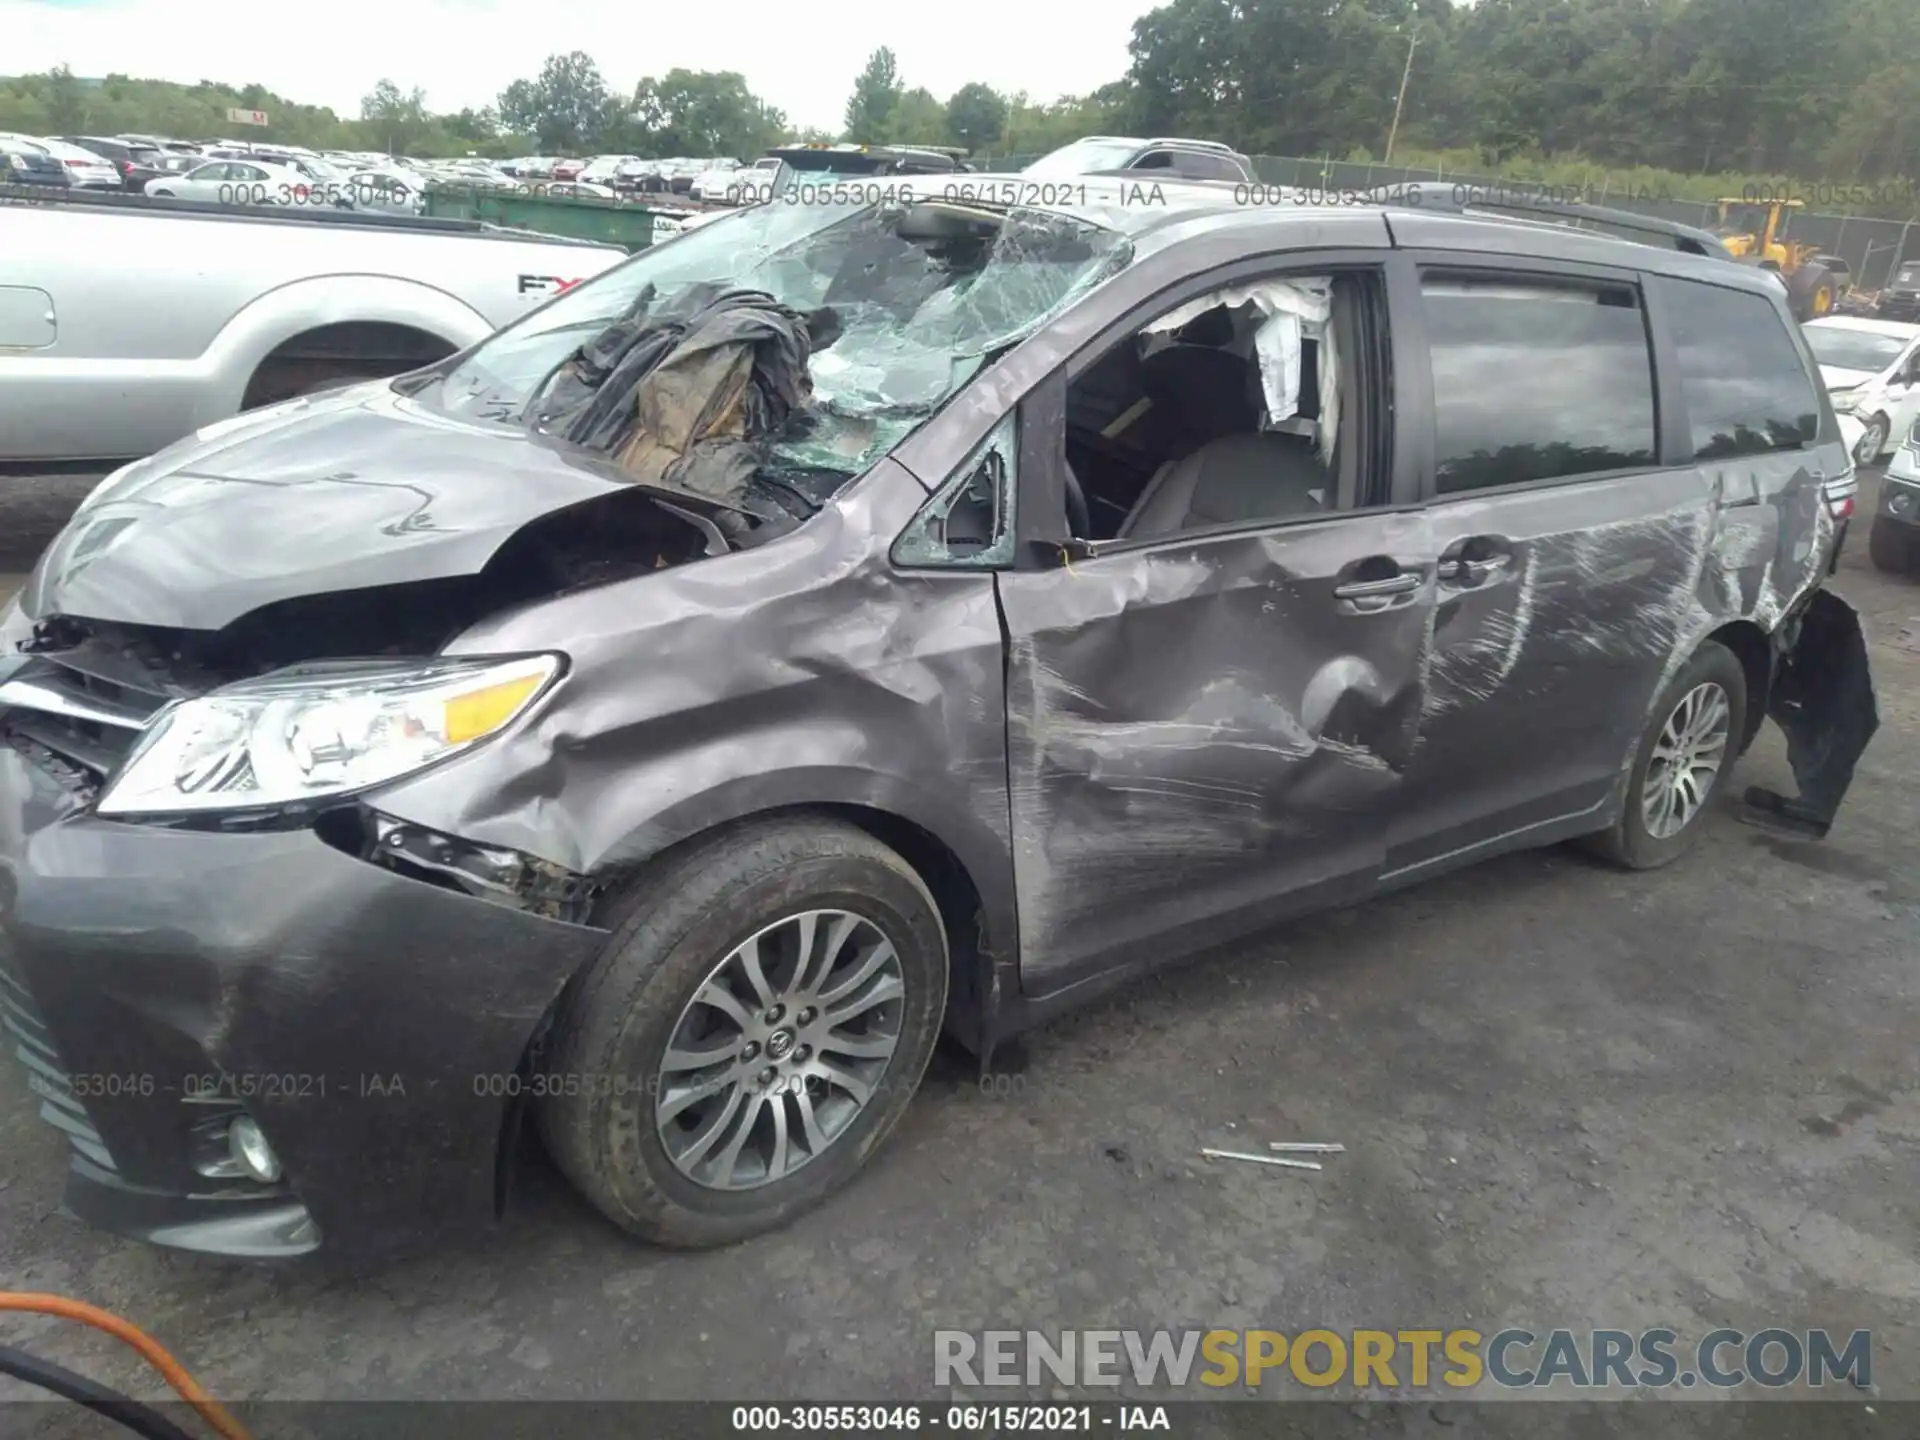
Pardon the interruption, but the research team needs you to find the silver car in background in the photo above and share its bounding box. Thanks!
[34,137,121,188]
[541,180,618,200]
[345,169,424,214]
[145,157,346,207]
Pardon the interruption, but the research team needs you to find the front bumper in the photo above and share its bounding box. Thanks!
[1876,293,1920,323]
[0,743,602,1260]
[1879,458,1920,538]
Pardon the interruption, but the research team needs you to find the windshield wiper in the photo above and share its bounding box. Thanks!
[749,471,831,518]
[522,316,624,344]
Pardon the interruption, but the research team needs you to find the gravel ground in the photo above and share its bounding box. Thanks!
[0,472,1915,1434]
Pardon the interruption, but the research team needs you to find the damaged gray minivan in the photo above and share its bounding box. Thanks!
[0,179,1878,1261]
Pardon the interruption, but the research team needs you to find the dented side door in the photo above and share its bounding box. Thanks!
[995,507,1437,995]
[1382,257,1716,877]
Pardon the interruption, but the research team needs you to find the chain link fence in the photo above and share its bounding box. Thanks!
[976,151,1919,291]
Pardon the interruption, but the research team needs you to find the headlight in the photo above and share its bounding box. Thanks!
[96,655,561,817]
[1829,390,1860,413]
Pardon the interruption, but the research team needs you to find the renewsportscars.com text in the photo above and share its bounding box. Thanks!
[934,1327,1872,1392]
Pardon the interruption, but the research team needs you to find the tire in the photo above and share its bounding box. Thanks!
[1584,641,1748,870]
[149,188,173,197]
[1869,516,1912,574]
[538,817,949,1248]
[292,372,383,397]
[1854,413,1890,467]
[1788,261,1838,322]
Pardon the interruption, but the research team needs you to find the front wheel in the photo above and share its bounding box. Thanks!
[538,817,949,1247]
[1583,642,1748,870]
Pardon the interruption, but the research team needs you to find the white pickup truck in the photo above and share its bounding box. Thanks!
[0,185,628,467]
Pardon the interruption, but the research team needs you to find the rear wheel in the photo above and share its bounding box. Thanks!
[1869,516,1912,574]
[538,818,949,1247]
[1584,642,1747,870]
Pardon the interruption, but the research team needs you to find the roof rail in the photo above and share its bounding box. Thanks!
[1363,182,1734,260]
[1145,137,1237,154]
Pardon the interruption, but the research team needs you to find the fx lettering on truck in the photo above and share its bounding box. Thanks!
[518,274,587,295]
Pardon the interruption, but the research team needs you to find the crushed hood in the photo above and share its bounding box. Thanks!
[21,381,736,633]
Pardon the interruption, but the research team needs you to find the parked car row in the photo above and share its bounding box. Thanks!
[505,154,732,194]
[0,132,427,215]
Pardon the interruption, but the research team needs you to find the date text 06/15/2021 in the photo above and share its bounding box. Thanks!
[729,1406,1171,1432]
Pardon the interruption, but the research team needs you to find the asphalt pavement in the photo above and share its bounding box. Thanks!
[0,474,1915,1428]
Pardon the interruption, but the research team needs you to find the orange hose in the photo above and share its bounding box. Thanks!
[0,1292,252,1440]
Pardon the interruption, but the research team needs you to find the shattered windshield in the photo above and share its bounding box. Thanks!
[430,196,1131,508]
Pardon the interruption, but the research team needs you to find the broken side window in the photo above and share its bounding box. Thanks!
[1064,273,1365,542]
[892,411,1018,567]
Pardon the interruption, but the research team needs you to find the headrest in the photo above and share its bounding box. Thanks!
[1140,342,1261,442]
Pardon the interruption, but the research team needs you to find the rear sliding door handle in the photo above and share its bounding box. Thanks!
[1436,553,1513,584]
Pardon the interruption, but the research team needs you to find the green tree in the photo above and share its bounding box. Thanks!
[999,91,1124,159]
[889,87,947,147]
[944,82,1008,153]
[445,107,501,144]
[360,78,430,155]
[46,65,87,133]
[843,47,902,141]
[628,70,786,158]
[497,51,615,152]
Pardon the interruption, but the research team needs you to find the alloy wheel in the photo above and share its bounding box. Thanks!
[655,909,906,1191]
[1641,682,1732,840]
[1855,417,1888,467]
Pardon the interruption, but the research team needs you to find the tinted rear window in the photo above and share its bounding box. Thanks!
[1666,280,1820,458]
[1167,152,1247,181]
[1422,273,1658,494]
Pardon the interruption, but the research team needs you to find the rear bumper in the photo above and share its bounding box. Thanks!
[0,742,603,1261]
[1742,588,1880,840]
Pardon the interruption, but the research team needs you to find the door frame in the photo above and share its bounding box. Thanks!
[1387,247,1694,503]
[990,249,1437,1014]
[1013,248,1424,563]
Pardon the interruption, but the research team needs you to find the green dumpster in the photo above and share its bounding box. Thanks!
[423,183,667,251]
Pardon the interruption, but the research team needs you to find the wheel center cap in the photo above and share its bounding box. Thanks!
[766,1029,796,1061]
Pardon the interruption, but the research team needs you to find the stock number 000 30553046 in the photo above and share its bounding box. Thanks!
[731,1406,1112,1432]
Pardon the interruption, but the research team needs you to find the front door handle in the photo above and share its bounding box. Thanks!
[1333,573,1420,600]
[1332,571,1421,613]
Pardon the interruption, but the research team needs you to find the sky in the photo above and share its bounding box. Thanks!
[6,0,1155,133]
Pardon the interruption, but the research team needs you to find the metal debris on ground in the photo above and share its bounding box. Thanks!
[1200,1147,1324,1172]
[1269,1142,1345,1153]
